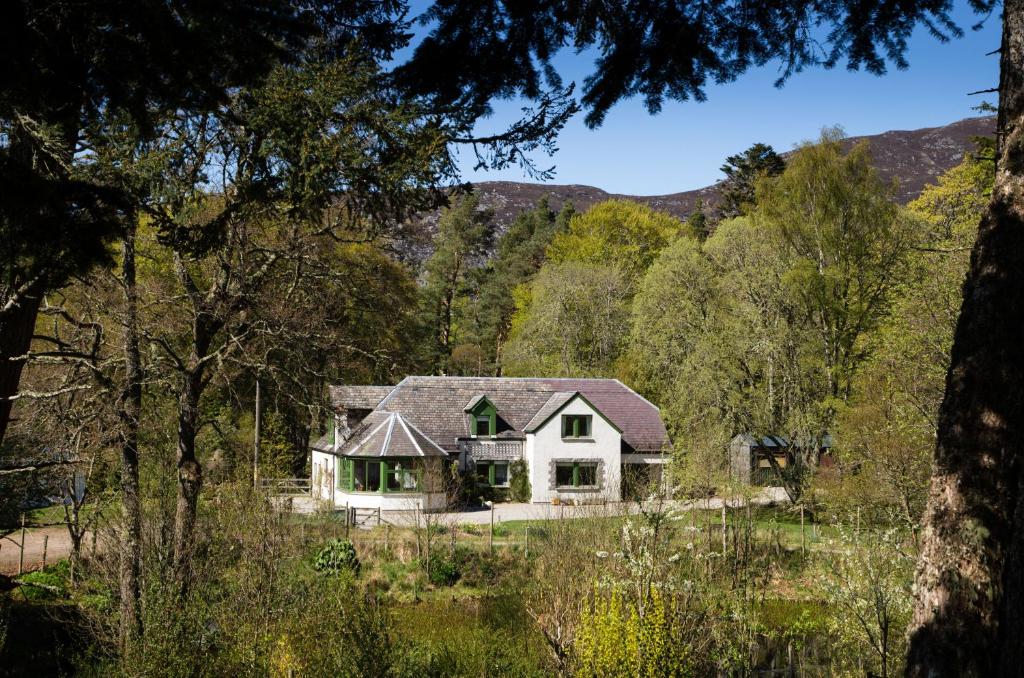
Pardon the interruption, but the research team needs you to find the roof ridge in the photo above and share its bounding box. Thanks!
[380,413,397,457]
[397,415,424,457]
[348,414,391,456]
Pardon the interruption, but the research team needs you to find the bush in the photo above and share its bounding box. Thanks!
[312,539,361,576]
[427,553,460,587]
[509,460,531,503]
[17,567,67,601]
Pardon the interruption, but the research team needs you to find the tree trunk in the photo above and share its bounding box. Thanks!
[0,287,43,446]
[172,370,203,593]
[118,227,143,652]
[906,2,1024,674]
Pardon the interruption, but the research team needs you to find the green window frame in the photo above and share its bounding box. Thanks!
[469,398,497,437]
[338,458,422,494]
[555,461,599,489]
[476,461,509,487]
[561,414,592,439]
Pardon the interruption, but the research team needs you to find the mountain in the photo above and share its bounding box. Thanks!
[401,116,994,262]
[473,115,993,222]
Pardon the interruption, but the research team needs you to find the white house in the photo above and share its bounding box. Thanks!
[310,376,669,511]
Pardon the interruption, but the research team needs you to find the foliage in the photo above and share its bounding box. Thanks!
[427,553,461,586]
[718,143,786,219]
[462,198,574,375]
[504,261,629,377]
[418,193,495,373]
[817,526,915,677]
[546,200,691,287]
[756,129,917,405]
[823,146,992,532]
[509,459,532,503]
[313,539,362,576]
[404,1,986,129]
[575,588,692,677]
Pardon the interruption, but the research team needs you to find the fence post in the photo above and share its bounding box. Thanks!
[377,507,381,527]
[721,505,726,554]
[43,534,49,568]
[18,513,26,575]
[489,503,495,555]
[525,525,530,560]
[800,505,806,555]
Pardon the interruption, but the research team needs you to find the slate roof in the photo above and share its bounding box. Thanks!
[373,376,668,453]
[311,429,334,452]
[329,385,396,411]
[732,433,833,449]
[336,411,448,458]
[523,392,578,432]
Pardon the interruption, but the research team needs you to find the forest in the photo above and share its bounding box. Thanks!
[2,1,1023,676]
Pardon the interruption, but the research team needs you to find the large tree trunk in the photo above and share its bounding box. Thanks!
[172,369,203,593]
[906,2,1024,674]
[0,287,43,446]
[117,227,143,652]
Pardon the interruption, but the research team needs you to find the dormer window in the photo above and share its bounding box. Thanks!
[466,395,497,437]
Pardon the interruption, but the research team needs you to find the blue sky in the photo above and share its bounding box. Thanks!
[440,5,1001,195]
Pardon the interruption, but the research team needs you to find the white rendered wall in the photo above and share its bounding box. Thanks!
[310,450,336,501]
[333,490,447,512]
[525,397,622,504]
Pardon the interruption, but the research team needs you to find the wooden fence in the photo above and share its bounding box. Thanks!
[259,477,311,495]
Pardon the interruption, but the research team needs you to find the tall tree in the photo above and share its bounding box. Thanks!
[504,261,629,377]
[546,199,690,288]
[0,0,399,447]
[718,143,786,219]
[419,193,494,374]
[756,131,916,404]
[466,198,573,374]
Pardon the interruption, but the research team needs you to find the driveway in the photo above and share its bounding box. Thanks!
[0,524,84,576]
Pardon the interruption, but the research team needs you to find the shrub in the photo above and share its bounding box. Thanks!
[427,553,460,586]
[312,539,361,576]
[509,460,532,503]
[18,568,67,601]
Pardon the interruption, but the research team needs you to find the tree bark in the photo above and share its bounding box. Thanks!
[0,287,43,445]
[172,367,203,593]
[117,226,143,652]
[906,2,1024,674]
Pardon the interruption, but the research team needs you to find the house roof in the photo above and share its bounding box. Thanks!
[523,392,578,432]
[373,376,668,453]
[732,433,833,449]
[329,385,396,411]
[311,429,334,453]
[336,411,448,458]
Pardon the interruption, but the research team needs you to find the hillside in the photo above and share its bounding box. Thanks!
[477,116,993,221]
[398,115,994,262]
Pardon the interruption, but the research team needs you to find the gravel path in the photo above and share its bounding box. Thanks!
[0,525,85,576]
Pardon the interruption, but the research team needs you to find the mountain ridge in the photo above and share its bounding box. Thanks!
[467,115,995,227]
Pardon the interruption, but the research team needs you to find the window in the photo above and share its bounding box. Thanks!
[555,461,599,489]
[352,459,381,492]
[386,460,419,492]
[476,461,510,487]
[337,459,351,490]
[475,415,492,437]
[343,458,419,493]
[555,463,575,488]
[561,414,592,438]
[493,462,508,487]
